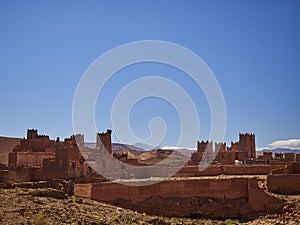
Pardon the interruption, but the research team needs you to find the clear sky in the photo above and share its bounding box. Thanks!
[0,0,299,149]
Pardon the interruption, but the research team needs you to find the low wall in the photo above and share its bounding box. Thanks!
[176,165,283,177]
[267,174,300,195]
[91,178,248,203]
[74,183,92,198]
[3,162,285,184]
[175,166,222,177]
[75,178,283,220]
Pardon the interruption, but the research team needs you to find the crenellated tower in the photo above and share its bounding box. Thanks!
[96,129,112,154]
[238,133,256,158]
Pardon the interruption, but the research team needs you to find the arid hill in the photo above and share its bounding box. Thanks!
[112,143,145,153]
[0,136,21,165]
[114,148,189,166]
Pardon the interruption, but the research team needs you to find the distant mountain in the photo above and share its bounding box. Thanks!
[134,142,156,151]
[113,148,189,166]
[257,148,300,155]
[84,142,96,148]
[112,143,145,153]
[83,142,146,153]
[160,147,194,158]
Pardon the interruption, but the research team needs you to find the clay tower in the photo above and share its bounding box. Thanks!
[238,133,256,158]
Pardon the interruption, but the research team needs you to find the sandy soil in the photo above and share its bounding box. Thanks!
[0,187,299,225]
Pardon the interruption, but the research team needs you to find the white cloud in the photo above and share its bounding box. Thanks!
[160,146,195,151]
[268,139,300,150]
[256,147,271,151]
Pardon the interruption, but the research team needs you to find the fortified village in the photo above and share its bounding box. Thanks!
[0,129,300,220]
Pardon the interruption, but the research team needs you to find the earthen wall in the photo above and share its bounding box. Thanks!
[74,178,283,219]
[267,174,300,194]
[9,152,55,169]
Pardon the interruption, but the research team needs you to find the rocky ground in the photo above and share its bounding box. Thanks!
[0,188,299,225]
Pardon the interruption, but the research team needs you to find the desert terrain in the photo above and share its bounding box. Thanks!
[0,184,299,225]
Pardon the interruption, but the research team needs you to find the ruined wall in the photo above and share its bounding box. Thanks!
[3,168,35,183]
[8,152,55,169]
[56,145,81,166]
[14,139,58,153]
[267,174,300,194]
[176,165,283,177]
[90,179,248,202]
[176,165,222,177]
[94,164,284,180]
[247,178,283,216]
[222,165,281,175]
[270,162,300,175]
[4,129,112,183]
[75,178,283,219]
[96,130,112,154]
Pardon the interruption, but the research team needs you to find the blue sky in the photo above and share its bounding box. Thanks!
[0,1,299,149]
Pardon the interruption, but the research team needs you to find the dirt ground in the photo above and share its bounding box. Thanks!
[0,187,299,225]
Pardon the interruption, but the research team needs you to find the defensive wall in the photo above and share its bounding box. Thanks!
[101,164,285,180]
[0,163,285,183]
[74,178,283,220]
[267,162,300,195]
[175,164,283,177]
[267,174,300,195]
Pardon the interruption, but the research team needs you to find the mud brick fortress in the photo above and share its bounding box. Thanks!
[1,128,300,220]
[190,133,256,165]
[3,129,112,183]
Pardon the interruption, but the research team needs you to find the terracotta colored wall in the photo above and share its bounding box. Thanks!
[222,165,279,175]
[292,163,300,174]
[176,165,282,177]
[4,168,35,183]
[248,178,283,214]
[73,183,92,198]
[16,139,57,152]
[9,152,54,168]
[87,178,248,203]
[267,174,300,194]
[74,178,283,219]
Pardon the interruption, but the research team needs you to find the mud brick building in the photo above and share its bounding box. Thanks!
[190,133,256,165]
[5,129,112,183]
